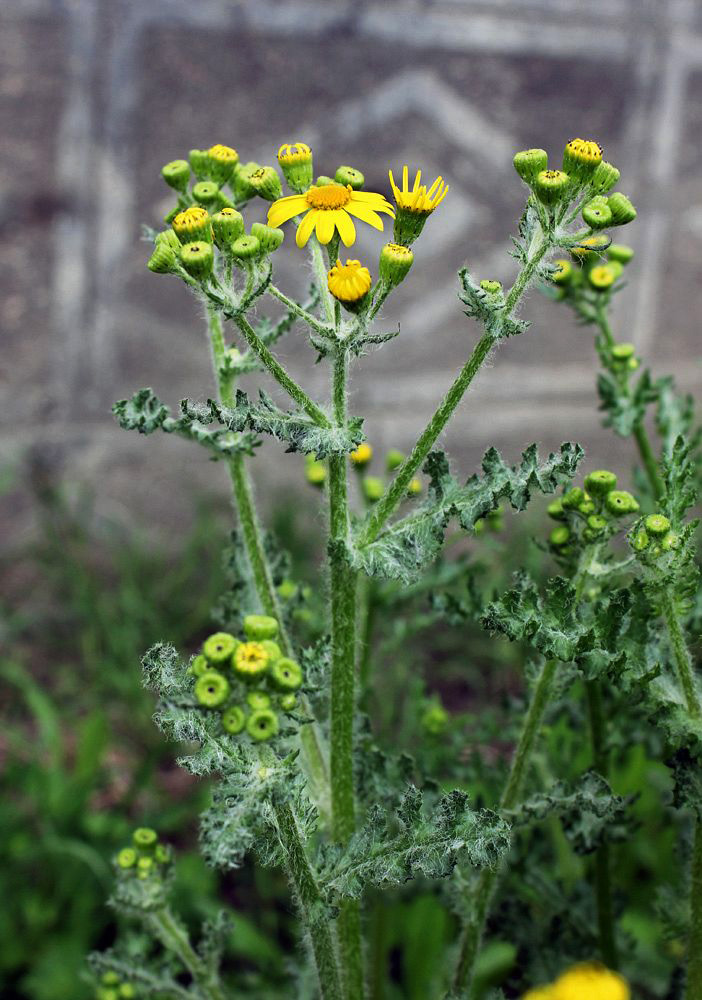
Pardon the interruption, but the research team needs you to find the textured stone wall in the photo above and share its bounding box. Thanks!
[2,0,701,545]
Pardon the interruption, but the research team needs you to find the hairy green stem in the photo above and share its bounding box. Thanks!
[360,231,549,547]
[452,657,558,995]
[268,282,333,338]
[147,906,227,1000]
[272,799,344,1000]
[585,680,619,969]
[310,237,336,326]
[233,314,330,427]
[662,592,701,721]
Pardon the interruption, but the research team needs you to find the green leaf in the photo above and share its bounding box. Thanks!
[317,786,510,902]
[596,368,657,437]
[181,390,364,458]
[353,443,583,582]
[668,747,702,820]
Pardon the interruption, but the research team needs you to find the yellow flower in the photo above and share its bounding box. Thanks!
[522,989,554,1000]
[233,642,269,677]
[328,259,372,306]
[389,166,449,215]
[278,142,312,165]
[551,963,629,1000]
[267,183,394,248]
[350,443,373,466]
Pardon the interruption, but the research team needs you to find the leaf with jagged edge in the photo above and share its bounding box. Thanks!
[351,443,584,583]
[316,785,510,902]
[596,367,658,438]
[507,771,631,855]
[655,375,700,460]
[181,390,364,458]
[661,434,698,526]
[458,268,529,339]
[113,387,259,459]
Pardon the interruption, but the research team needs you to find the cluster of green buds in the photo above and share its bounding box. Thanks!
[513,139,636,231]
[421,696,450,735]
[550,242,636,303]
[629,513,680,560]
[189,616,303,742]
[547,469,640,551]
[148,143,286,282]
[347,441,421,503]
[94,970,137,1000]
[115,827,173,882]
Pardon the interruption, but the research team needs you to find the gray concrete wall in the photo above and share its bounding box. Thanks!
[2,0,701,545]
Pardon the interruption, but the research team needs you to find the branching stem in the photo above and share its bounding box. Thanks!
[147,906,227,1000]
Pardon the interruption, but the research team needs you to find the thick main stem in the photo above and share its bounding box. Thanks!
[585,680,619,969]
[273,799,344,1000]
[361,231,549,547]
[451,658,558,995]
[328,344,363,999]
[148,906,227,1000]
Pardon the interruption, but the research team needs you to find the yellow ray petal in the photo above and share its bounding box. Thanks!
[350,191,393,209]
[316,210,336,244]
[268,195,308,227]
[344,203,386,231]
[335,210,356,247]
[296,209,318,248]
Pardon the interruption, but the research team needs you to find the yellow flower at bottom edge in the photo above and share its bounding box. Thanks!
[328,259,372,307]
[522,989,555,1000]
[551,963,630,1000]
[267,183,394,248]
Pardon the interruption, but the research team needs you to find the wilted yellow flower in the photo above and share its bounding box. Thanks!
[268,183,394,248]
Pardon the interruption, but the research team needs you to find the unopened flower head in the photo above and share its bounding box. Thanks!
[350,442,373,466]
[389,166,448,245]
[570,233,610,261]
[588,264,617,290]
[379,242,414,287]
[268,182,394,248]
[172,205,212,243]
[551,259,573,285]
[562,138,603,183]
[161,158,190,193]
[234,641,270,678]
[513,148,548,185]
[328,258,372,310]
[582,196,612,230]
[278,142,314,192]
[179,241,214,280]
[534,169,570,206]
[207,143,239,183]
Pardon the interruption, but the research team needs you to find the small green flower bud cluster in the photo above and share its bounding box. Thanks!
[314,442,421,502]
[548,470,640,550]
[189,617,303,742]
[95,970,138,1000]
[629,513,680,560]
[115,827,173,883]
[421,697,450,735]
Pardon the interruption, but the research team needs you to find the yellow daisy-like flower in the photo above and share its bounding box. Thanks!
[328,259,372,306]
[551,963,629,1000]
[388,166,448,245]
[267,183,394,248]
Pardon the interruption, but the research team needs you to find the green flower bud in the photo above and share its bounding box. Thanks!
[407,478,422,497]
[534,169,571,205]
[154,843,171,865]
[192,181,221,207]
[247,709,279,742]
[189,149,211,180]
[247,690,272,710]
[173,206,212,243]
[628,357,640,371]
[161,159,190,193]
[233,641,269,679]
[147,242,178,274]
[363,476,385,503]
[549,525,571,548]
[243,614,279,641]
[117,847,137,869]
[661,531,680,551]
[644,513,671,537]
[584,469,617,497]
[207,144,239,184]
[278,579,298,600]
[97,989,119,1000]
[221,705,246,734]
[582,196,612,229]
[561,487,584,510]
[611,343,635,362]
[386,448,405,472]
[261,639,282,663]
[421,701,449,735]
[211,208,245,249]
[605,490,640,516]
[132,827,158,850]
[250,222,285,254]
[379,243,414,287]
[547,498,566,520]
[203,632,239,664]
[632,528,649,551]
[179,241,214,279]
[280,693,298,712]
[335,165,365,190]
[607,192,637,225]
[315,175,336,186]
[607,260,624,280]
[156,228,182,249]
[586,514,608,535]
[194,670,230,708]
[246,165,283,202]
[188,653,209,677]
[137,856,154,879]
[513,148,548,185]
[230,235,261,261]
[551,259,573,285]
[480,279,503,296]
[277,142,314,193]
[590,160,620,194]
[578,499,596,515]
[588,264,617,291]
[271,657,303,691]
[118,986,136,999]
[306,461,326,487]
[102,973,121,987]
[607,243,634,264]
[562,138,603,183]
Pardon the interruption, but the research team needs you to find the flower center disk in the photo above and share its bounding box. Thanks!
[305,184,352,210]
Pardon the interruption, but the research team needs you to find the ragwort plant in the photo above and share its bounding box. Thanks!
[91,138,702,999]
